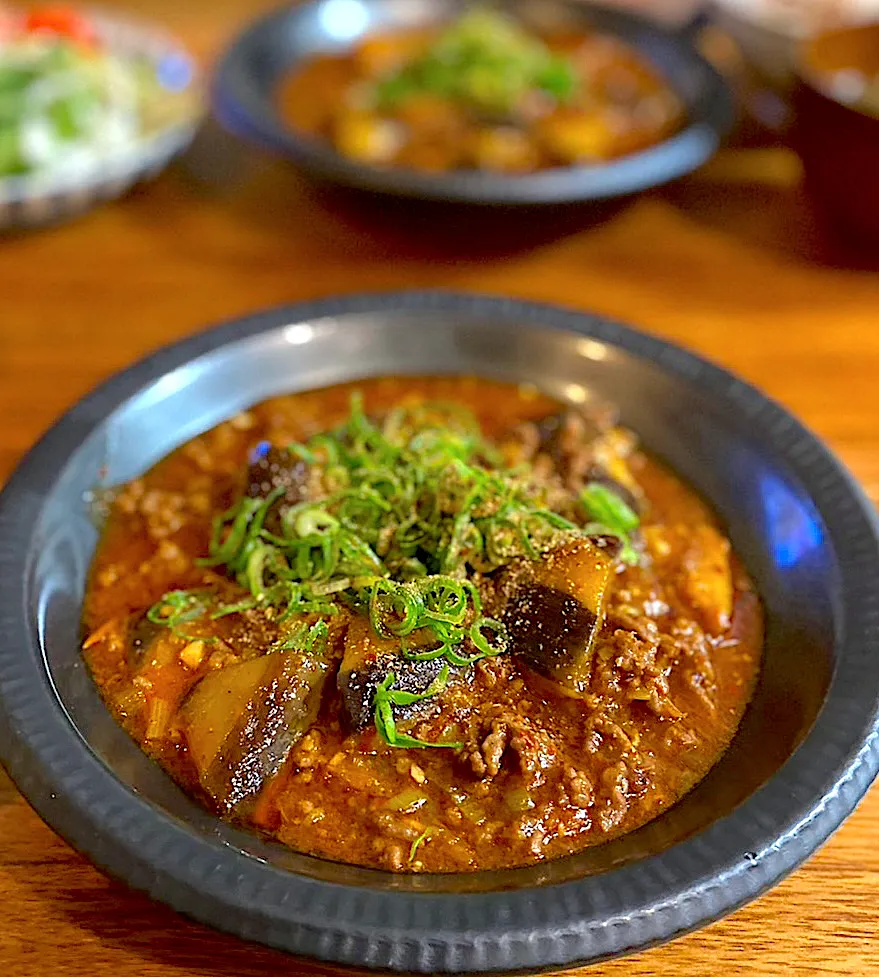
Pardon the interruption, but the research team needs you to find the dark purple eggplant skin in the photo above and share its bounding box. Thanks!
[246,445,309,502]
[503,584,599,682]
[190,651,331,815]
[245,445,310,533]
[586,533,624,560]
[340,653,450,731]
[536,411,601,473]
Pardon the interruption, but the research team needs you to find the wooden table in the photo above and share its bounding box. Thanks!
[2,2,878,974]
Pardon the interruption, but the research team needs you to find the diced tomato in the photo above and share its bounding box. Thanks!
[0,8,24,40]
[24,6,97,46]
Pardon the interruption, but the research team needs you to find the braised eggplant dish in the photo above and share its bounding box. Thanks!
[83,377,762,873]
[277,8,684,174]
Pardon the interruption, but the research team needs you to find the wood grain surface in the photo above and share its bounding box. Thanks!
[1,2,878,974]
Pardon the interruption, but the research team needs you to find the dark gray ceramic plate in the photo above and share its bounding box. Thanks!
[212,0,734,205]
[0,292,878,973]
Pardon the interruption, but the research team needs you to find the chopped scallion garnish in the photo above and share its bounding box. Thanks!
[373,667,463,749]
[580,482,641,566]
[408,827,433,864]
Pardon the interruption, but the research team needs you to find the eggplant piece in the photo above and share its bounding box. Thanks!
[535,410,604,477]
[181,650,330,814]
[338,616,449,730]
[246,445,310,534]
[586,533,624,561]
[126,609,196,677]
[503,538,614,696]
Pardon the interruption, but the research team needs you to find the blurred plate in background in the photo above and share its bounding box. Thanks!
[0,7,202,230]
[212,0,734,207]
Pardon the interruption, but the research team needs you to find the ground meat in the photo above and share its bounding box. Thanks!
[470,720,508,778]
[114,478,146,515]
[665,724,699,749]
[467,712,556,786]
[608,605,663,642]
[371,813,425,842]
[639,685,683,719]
[504,407,619,496]
[510,723,556,786]
[474,654,514,688]
[114,475,214,542]
[592,623,685,718]
[665,624,718,697]
[685,669,715,710]
[565,765,594,808]
[512,417,541,461]
[597,760,630,832]
[541,412,598,486]
[605,626,660,672]
[142,489,187,538]
[592,716,640,756]
[537,408,612,463]
[517,818,548,855]
[291,729,323,770]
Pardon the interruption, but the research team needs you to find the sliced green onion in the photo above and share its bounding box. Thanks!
[469,617,508,657]
[383,664,452,707]
[145,590,215,642]
[418,577,468,626]
[294,508,339,537]
[580,483,641,566]
[194,392,606,651]
[373,670,463,749]
[580,483,639,535]
[408,827,433,864]
[209,596,259,619]
[370,580,423,638]
[277,619,330,653]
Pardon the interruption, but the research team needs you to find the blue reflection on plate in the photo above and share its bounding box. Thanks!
[760,471,824,569]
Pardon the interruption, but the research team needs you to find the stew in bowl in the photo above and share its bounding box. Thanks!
[211,0,734,205]
[278,8,684,174]
[83,376,761,873]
